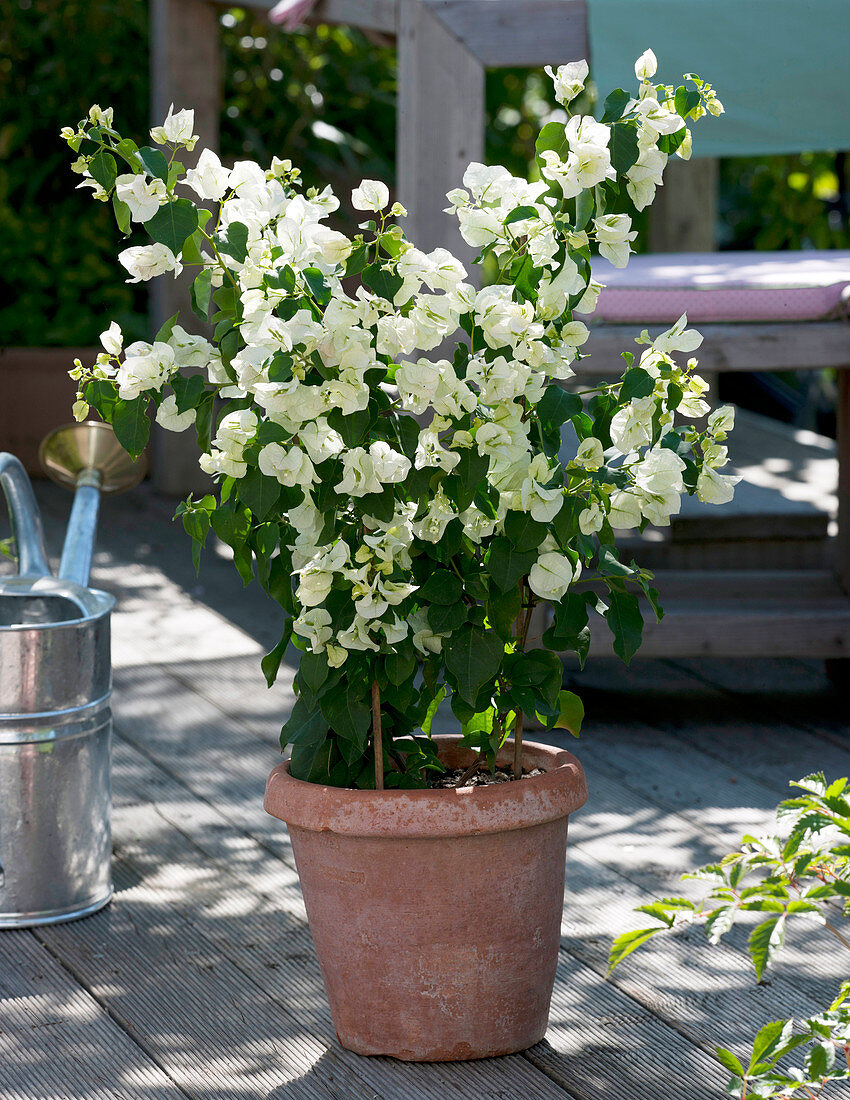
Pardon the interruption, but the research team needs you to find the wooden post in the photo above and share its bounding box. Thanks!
[149,0,222,495]
[837,367,850,595]
[397,0,485,269]
[647,158,717,254]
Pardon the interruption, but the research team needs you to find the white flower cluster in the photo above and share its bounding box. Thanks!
[70,55,732,670]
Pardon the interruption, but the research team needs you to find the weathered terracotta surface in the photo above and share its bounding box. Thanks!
[264,735,588,1061]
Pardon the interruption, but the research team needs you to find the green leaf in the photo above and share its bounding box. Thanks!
[601,88,631,124]
[536,121,568,160]
[137,146,169,182]
[544,593,591,666]
[748,916,786,982]
[190,269,213,320]
[216,221,249,263]
[674,86,701,118]
[344,241,368,277]
[449,447,490,512]
[154,311,180,344]
[487,585,521,640]
[608,926,663,971]
[146,198,199,254]
[604,587,643,664]
[210,501,250,549]
[299,651,329,696]
[112,193,131,236]
[609,121,640,175]
[323,682,371,758]
[420,685,446,736]
[619,367,656,401]
[111,397,150,458]
[504,511,547,552]
[171,373,206,415]
[417,570,462,605]
[554,690,584,736]
[748,1020,794,1074]
[574,188,594,231]
[280,697,327,747]
[485,537,537,593]
[504,205,539,226]
[444,626,504,706]
[806,1040,836,1079]
[238,468,280,522]
[302,266,331,305]
[427,601,467,634]
[290,736,333,783]
[385,648,417,687]
[362,261,403,302]
[262,630,290,688]
[537,385,582,429]
[715,1048,746,1078]
[88,149,117,192]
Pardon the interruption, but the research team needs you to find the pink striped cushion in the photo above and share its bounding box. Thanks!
[587,250,850,324]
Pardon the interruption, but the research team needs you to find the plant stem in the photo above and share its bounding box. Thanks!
[512,583,537,780]
[456,755,485,788]
[513,710,524,780]
[371,678,384,791]
[823,917,850,953]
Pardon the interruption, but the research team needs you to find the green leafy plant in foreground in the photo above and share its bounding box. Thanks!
[610,774,850,1097]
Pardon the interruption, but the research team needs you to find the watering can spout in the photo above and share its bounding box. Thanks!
[0,453,51,578]
[39,422,147,589]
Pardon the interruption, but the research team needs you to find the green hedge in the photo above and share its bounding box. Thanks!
[2,3,846,347]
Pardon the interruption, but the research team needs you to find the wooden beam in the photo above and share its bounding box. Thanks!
[577,323,850,375]
[838,368,850,594]
[426,0,588,68]
[397,0,484,264]
[647,158,717,254]
[149,0,222,495]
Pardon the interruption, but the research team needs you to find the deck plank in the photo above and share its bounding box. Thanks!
[0,930,186,1099]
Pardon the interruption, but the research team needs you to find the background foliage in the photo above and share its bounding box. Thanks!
[2,0,847,348]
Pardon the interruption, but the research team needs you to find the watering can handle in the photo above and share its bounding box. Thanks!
[0,454,51,578]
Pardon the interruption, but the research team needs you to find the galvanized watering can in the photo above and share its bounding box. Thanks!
[0,423,145,927]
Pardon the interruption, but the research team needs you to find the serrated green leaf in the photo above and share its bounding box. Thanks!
[715,1047,746,1078]
[608,926,663,971]
[748,915,786,982]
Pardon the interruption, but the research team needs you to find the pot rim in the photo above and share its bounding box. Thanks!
[264,734,588,839]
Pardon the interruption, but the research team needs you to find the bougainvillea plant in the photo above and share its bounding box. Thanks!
[65,50,733,789]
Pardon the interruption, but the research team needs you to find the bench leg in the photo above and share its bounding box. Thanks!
[838,367,850,596]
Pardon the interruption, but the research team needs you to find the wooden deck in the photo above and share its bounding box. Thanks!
[2,482,849,1099]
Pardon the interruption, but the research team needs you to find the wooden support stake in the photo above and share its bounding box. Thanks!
[371,678,384,790]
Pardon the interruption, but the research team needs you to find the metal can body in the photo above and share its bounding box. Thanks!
[0,589,115,928]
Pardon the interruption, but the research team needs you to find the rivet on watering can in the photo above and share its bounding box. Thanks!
[0,421,145,928]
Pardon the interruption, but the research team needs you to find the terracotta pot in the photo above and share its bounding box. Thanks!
[264,735,588,1061]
